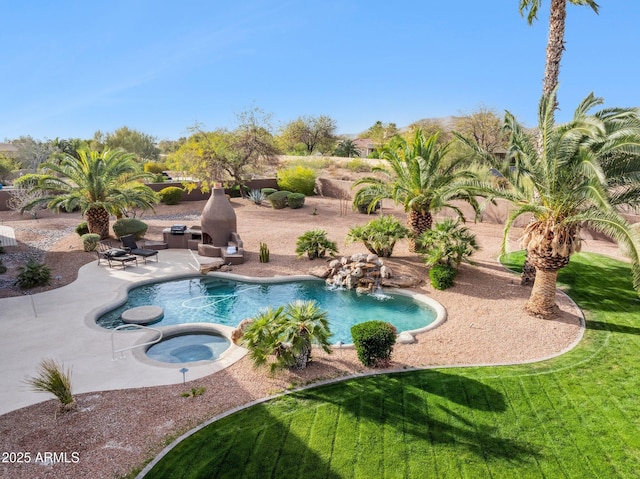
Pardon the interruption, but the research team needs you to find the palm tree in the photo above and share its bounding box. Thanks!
[277,300,332,370]
[334,139,360,158]
[240,301,332,371]
[497,90,640,318]
[519,0,599,100]
[25,149,157,239]
[353,129,481,251]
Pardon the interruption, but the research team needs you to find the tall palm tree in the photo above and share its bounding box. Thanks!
[25,149,157,239]
[353,129,481,251]
[519,0,599,99]
[498,90,640,318]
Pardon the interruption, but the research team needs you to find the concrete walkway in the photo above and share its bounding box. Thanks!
[0,250,247,416]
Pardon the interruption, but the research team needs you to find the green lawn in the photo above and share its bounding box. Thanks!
[143,252,640,478]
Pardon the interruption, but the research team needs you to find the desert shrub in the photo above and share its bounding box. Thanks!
[153,174,166,183]
[346,215,409,257]
[351,321,397,367]
[261,187,278,197]
[268,190,291,209]
[287,192,306,209]
[429,263,457,290]
[295,229,338,259]
[75,222,89,237]
[112,218,148,240]
[353,189,381,214]
[345,158,372,173]
[25,358,76,415]
[158,186,183,205]
[144,162,166,174]
[277,165,317,195]
[81,233,101,252]
[15,258,51,289]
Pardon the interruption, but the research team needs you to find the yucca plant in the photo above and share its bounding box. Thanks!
[25,358,76,415]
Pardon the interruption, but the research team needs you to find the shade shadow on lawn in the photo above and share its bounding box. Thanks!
[143,252,640,478]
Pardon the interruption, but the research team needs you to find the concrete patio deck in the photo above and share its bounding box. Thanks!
[0,250,247,416]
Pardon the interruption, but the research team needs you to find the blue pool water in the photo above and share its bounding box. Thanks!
[97,276,437,344]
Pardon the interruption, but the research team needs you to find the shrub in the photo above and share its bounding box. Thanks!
[144,162,166,174]
[24,358,76,415]
[295,229,338,260]
[351,321,397,367]
[277,165,317,195]
[81,233,101,252]
[353,190,381,214]
[158,186,183,205]
[345,158,372,173]
[429,263,457,290]
[287,192,306,209]
[75,222,89,237]
[15,258,51,289]
[346,215,409,257]
[112,218,148,240]
[268,190,291,209]
[261,187,277,197]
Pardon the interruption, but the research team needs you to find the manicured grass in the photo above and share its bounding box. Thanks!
[144,252,640,478]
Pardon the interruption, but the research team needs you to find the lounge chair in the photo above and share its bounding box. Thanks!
[97,241,138,269]
[120,234,159,264]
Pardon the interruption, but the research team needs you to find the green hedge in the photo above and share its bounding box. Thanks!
[429,263,457,290]
[351,320,397,367]
[112,218,148,240]
[261,187,277,197]
[287,192,306,209]
[81,233,101,252]
[158,186,183,205]
[75,222,89,237]
[268,190,291,209]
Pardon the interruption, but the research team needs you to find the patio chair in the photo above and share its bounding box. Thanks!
[97,241,138,269]
[120,234,159,264]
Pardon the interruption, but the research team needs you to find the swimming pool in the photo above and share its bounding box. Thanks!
[97,276,439,344]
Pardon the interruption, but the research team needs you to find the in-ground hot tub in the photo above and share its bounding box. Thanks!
[135,324,233,365]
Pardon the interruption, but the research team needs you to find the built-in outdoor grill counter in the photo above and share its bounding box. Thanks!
[162,225,201,249]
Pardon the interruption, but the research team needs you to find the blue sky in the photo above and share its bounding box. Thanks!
[1,1,637,141]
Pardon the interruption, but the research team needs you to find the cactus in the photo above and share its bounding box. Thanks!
[259,242,270,263]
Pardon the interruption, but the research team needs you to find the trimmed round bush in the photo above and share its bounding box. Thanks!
[277,165,316,195]
[287,192,306,209]
[144,162,166,174]
[268,190,291,209]
[158,186,183,205]
[351,321,397,367]
[429,263,457,290]
[112,218,148,240]
[81,233,101,252]
[75,222,89,237]
[261,187,277,197]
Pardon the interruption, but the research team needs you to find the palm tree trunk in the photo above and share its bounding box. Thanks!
[407,209,432,252]
[292,339,311,369]
[543,0,566,98]
[86,206,110,240]
[525,268,560,319]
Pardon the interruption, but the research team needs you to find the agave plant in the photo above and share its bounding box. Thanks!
[247,189,267,205]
